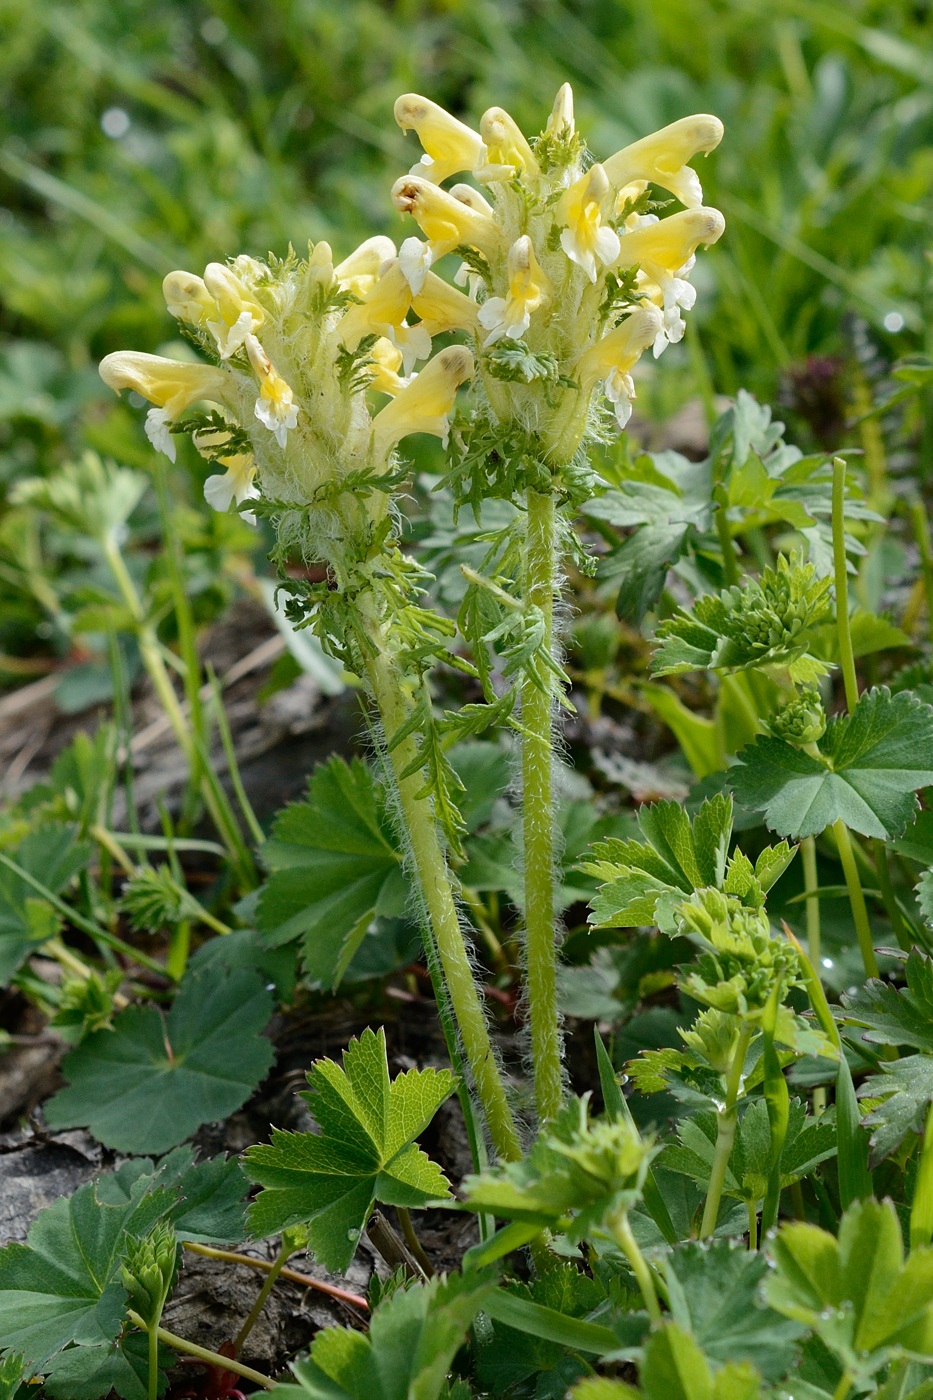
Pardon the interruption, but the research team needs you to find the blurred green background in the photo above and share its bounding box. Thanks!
[0,0,930,646]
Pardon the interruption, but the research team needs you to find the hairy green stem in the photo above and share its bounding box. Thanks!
[522,488,563,1125]
[701,1026,752,1239]
[610,1210,661,1323]
[831,457,859,715]
[234,1242,290,1354]
[364,633,522,1163]
[833,819,879,981]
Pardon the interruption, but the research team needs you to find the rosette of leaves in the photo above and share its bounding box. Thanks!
[583,793,794,936]
[651,554,832,683]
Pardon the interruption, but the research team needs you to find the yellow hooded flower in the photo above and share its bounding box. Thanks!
[477,236,547,345]
[202,262,265,359]
[194,429,259,524]
[477,107,540,184]
[575,305,663,426]
[392,175,500,262]
[372,345,473,457]
[245,336,299,448]
[616,207,725,354]
[412,271,480,337]
[99,352,231,463]
[339,259,432,374]
[162,271,217,328]
[546,82,575,140]
[558,164,620,283]
[603,115,724,209]
[334,236,397,299]
[394,94,483,184]
[368,338,410,396]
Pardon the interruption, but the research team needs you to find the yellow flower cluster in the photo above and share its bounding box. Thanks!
[391,84,724,460]
[100,246,473,550]
[99,82,724,524]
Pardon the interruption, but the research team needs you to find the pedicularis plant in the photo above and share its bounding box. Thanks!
[4,81,933,1400]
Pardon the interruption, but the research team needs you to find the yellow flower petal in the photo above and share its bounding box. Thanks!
[546,83,575,139]
[412,272,480,336]
[615,206,725,274]
[603,115,724,208]
[391,175,500,260]
[99,352,230,417]
[338,260,413,350]
[477,107,539,182]
[203,262,265,357]
[372,345,473,456]
[334,236,397,299]
[576,306,664,391]
[476,236,546,345]
[394,94,484,184]
[558,163,620,282]
[245,336,299,448]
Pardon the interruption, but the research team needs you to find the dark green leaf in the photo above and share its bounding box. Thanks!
[44,969,274,1153]
[0,824,91,983]
[729,688,933,840]
[256,757,405,990]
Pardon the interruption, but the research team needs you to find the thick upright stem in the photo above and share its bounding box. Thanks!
[611,1210,661,1322]
[364,636,521,1163]
[700,1026,752,1238]
[522,488,563,1124]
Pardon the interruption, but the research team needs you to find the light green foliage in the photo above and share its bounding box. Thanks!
[663,1100,836,1206]
[652,556,832,683]
[584,793,793,933]
[44,968,275,1153]
[766,1199,933,1388]
[729,687,933,839]
[0,1152,238,1395]
[463,1097,654,1243]
[273,1274,492,1400]
[0,823,91,983]
[118,863,206,933]
[573,1322,765,1400]
[474,1265,604,1397]
[0,1169,171,1373]
[12,453,147,543]
[768,689,826,748]
[244,1027,454,1272]
[661,1240,803,1382]
[50,968,124,1042]
[676,889,805,1023]
[256,756,406,990]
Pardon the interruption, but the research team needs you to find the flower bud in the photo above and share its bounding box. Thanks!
[603,114,724,208]
[203,261,265,358]
[546,82,574,139]
[335,236,397,298]
[477,107,540,182]
[372,344,473,456]
[162,270,217,327]
[391,175,500,259]
[394,93,483,184]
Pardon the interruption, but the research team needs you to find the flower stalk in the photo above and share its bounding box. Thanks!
[522,488,563,1124]
[700,1024,752,1238]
